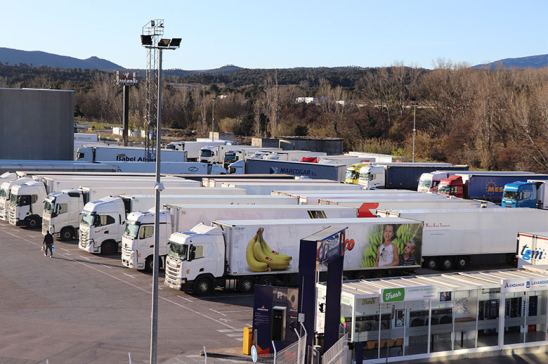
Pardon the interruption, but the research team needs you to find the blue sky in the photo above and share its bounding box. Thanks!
[3,0,547,70]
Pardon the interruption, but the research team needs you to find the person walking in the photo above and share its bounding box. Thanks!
[43,229,54,258]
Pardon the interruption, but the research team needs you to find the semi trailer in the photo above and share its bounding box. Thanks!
[76,145,187,162]
[236,158,347,181]
[121,204,357,271]
[221,182,361,195]
[164,217,423,294]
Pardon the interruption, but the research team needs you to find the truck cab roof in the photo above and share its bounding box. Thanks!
[169,223,222,244]
[83,196,121,213]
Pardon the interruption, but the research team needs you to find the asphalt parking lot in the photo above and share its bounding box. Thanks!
[0,222,254,364]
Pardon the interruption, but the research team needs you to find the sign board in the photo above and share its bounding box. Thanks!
[381,285,435,303]
[501,277,548,293]
[517,232,548,265]
[116,71,138,85]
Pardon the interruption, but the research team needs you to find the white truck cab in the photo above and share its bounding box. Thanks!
[42,189,89,240]
[8,180,47,227]
[0,177,31,221]
[164,225,225,291]
[79,197,126,255]
[121,210,171,271]
[358,165,384,189]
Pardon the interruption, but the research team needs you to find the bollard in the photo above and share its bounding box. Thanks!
[243,326,253,355]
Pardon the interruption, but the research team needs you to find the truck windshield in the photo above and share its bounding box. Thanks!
[43,199,56,215]
[359,172,372,182]
[169,242,188,260]
[123,222,140,239]
[0,188,6,198]
[80,211,96,226]
[200,149,214,157]
[502,190,517,202]
[224,153,238,163]
[345,170,358,181]
[437,184,450,194]
[12,194,31,206]
[418,177,432,190]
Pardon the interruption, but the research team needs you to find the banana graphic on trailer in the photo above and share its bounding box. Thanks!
[246,227,292,272]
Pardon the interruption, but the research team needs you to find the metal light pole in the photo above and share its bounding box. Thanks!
[141,30,181,364]
[211,97,215,140]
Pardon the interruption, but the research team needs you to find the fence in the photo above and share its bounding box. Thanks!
[258,325,307,364]
[321,334,349,364]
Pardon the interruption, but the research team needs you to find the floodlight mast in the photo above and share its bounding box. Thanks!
[141,19,164,160]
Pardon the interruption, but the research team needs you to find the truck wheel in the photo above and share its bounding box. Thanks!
[27,216,39,229]
[441,258,453,270]
[102,240,118,255]
[193,276,214,296]
[237,278,254,293]
[425,258,439,270]
[456,257,468,269]
[145,256,154,272]
[60,227,74,241]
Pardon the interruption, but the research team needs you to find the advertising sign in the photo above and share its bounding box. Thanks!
[517,232,548,266]
[381,285,435,303]
[501,278,548,293]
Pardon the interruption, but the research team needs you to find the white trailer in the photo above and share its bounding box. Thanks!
[324,198,491,217]
[79,194,209,255]
[346,152,394,164]
[203,178,337,188]
[164,195,299,205]
[271,190,424,205]
[263,150,328,161]
[179,141,228,161]
[221,182,361,195]
[122,204,357,271]
[164,217,423,294]
[42,183,238,240]
[98,161,227,174]
[76,145,187,162]
[378,208,548,270]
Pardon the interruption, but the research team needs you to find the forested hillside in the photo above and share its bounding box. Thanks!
[0,62,546,172]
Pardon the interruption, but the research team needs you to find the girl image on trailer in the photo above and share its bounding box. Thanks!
[362,223,422,268]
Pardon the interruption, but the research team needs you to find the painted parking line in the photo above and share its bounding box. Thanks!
[102,264,112,269]
[79,255,91,261]
[123,272,136,279]
[177,295,194,303]
[209,308,227,316]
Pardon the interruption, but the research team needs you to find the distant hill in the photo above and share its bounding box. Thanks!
[474,54,548,70]
[0,47,124,71]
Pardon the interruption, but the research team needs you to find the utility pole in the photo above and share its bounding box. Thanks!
[412,105,416,163]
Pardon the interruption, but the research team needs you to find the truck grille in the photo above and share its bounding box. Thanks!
[7,206,16,225]
[164,258,183,288]
[79,229,88,248]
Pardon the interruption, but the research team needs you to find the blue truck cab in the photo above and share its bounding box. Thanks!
[502,180,547,209]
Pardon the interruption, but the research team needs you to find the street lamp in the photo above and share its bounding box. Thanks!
[141,32,181,364]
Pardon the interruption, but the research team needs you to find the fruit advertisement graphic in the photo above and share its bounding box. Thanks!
[246,227,293,272]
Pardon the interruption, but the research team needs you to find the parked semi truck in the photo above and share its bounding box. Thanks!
[78,194,204,255]
[358,163,469,190]
[172,140,228,161]
[230,158,347,181]
[221,182,361,195]
[122,204,357,271]
[42,184,243,241]
[418,170,535,194]
[437,173,548,203]
[501,180,548,209]
[378,208,548,270]
[164,217,423,294]
[517,231,548,267]
[7,176,199,228]
[272,190,422,205]
[76,145,187,162]
[0,174,23,220]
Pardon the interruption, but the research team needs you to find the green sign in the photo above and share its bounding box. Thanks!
[382,288,405,303]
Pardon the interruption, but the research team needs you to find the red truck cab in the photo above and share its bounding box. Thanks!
[437,175,464,198]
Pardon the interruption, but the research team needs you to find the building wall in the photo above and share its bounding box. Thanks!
[0,88,74,160]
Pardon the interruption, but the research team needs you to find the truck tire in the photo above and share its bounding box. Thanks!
[193,276,214,296]
[102,240,118,255]
[456,257,468,269]
[27,216,40,229]
[237,278,254,293]
[425,257,439,270]
[441,258,453,270]
[60,227,74,241]
[145,256,154,272]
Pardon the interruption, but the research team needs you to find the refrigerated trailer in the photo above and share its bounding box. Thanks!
[378,208,548,270]
[221,182,361,195]
[164,217,423,294]
[203,178,336,188]
[122,204,357,271]
[272,190,432,205]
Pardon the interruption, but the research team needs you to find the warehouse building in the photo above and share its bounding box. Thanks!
[0,88,74,160]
